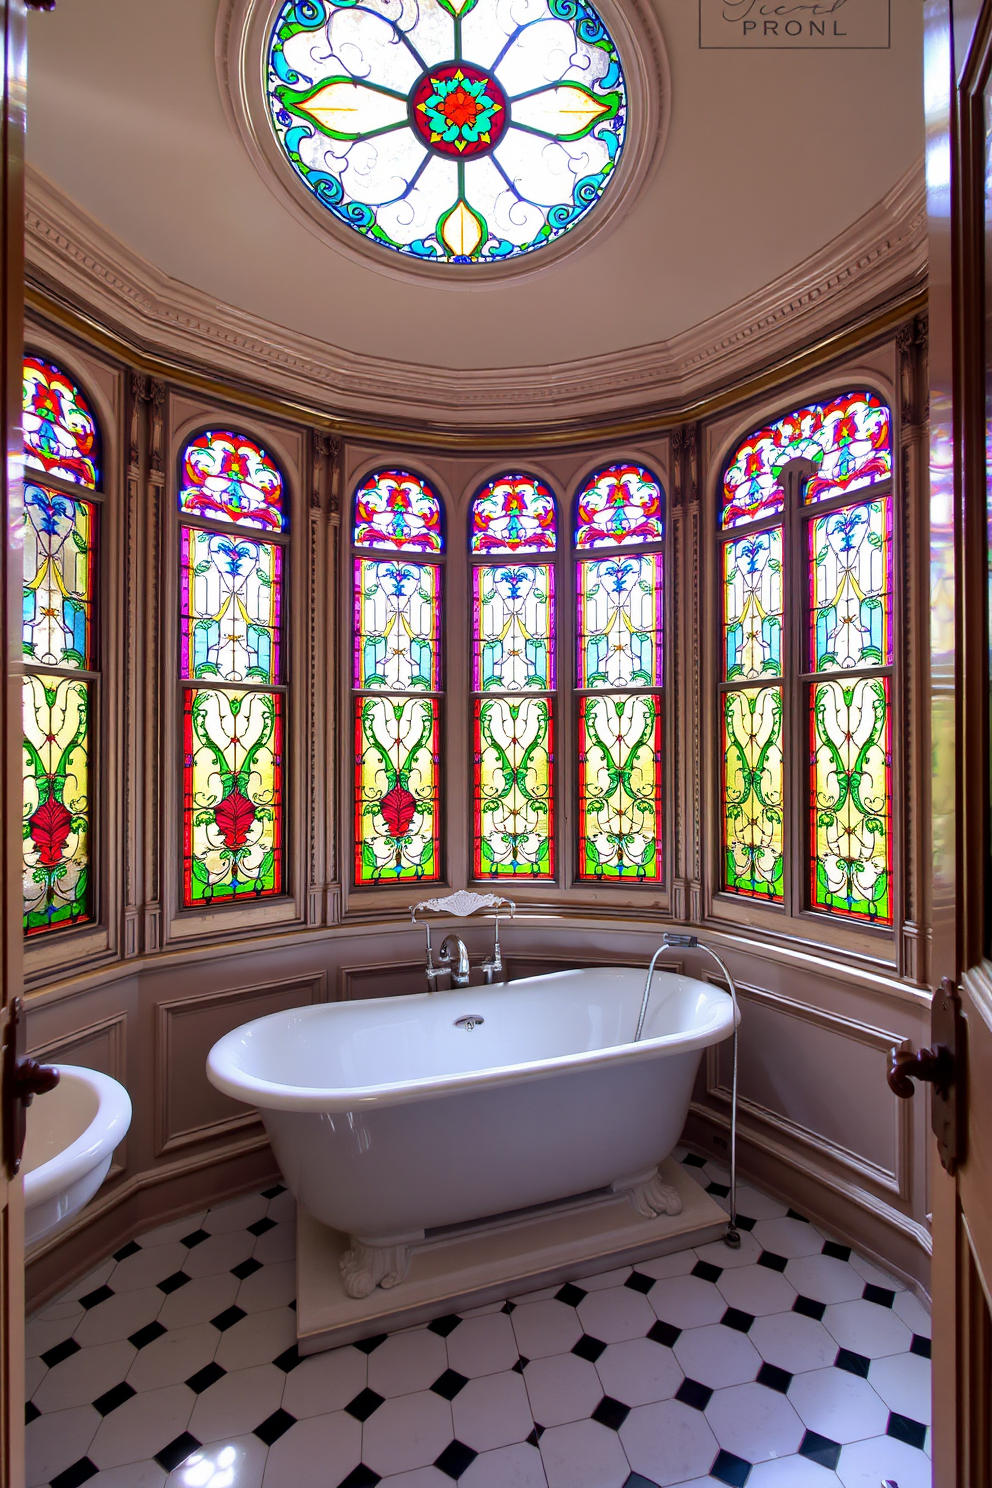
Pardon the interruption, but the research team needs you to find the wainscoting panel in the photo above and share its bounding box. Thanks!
[155,973,327,1155]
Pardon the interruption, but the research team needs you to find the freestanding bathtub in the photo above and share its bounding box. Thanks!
[208,966,735,1270]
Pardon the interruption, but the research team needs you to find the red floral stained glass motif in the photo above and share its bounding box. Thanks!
[470,475,556,554]
[721,391,891,530]
[23,675,91,934]
[23,356,99,489]
[180,431,286,532]
[574,464,664,549]
[355,695,440,883]
[355,470,444,553]
[411,64,508,158]
[183,688,284,905]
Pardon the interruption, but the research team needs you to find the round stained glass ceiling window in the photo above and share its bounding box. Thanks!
[266,0,628,265]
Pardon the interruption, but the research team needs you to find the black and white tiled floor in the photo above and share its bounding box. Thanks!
[25,1151,932,1488]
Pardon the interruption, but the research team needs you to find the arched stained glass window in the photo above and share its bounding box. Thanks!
[22,357,100,935]
[574,463,664,881]
[23,354,100,490]
[721,391,892,531]
[471,475,555,878]
[575,463,664,549]
[718,390,894,924]
[180,430,287,532]
[353,470,443,884]
[179,431,288,907]
[266,0,627,265]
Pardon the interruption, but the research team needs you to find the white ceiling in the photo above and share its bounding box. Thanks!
[25,0,923,375]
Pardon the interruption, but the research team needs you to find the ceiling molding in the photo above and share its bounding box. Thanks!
[25,161,926,430]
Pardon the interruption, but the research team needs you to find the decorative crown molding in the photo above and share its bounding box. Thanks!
[25,161,926,430]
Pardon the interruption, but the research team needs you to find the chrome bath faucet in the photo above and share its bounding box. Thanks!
[439,935,471,987]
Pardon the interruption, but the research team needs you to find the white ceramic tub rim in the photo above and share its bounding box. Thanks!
[23,1065,132,1209]
[207,973,736,1113]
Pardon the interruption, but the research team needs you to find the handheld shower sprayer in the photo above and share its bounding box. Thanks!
[636,931,742,1250]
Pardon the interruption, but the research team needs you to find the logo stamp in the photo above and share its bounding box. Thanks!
[699,0,891,49]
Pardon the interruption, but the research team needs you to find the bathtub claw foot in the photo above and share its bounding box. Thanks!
[340,1239,411,1298]
[617,1170,684,1220]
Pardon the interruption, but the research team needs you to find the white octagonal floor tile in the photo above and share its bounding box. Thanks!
[716,1264,797,1317]
[157,1273,239,1331]
[89,1459,168,1487]
[732,1185,789,1221]
[167,1434,268,1488]
[452,1369,534,1451]
[111,1244,189,1294]
[367,1327,447,1397]
[281,1345,366,1419]
[748,1455,842,1486]
[213,1306,297,1372]
[822,1299,912,1359]
[751,1217,824,1259]
[88,1383,195,1471]
[447,1312,518,1378]
[893,1288,932,1339]
[33,1338,136,1413]
[748,1312,839,1373]
[26,1403,99,1487]
[183,1229,255,1280]
[836,1432,932,1488]
[694,1232,763,1271]
[138,1213,207,1248]
[188,1362,285,1443]
[595,1336,682,1408]
[126,1322,218,1394]
[846,1253,904,1292]
[362,1390,454,1476]
[704,1380,805,1463]
[868,1350,932,1424]
[787,1366,889,1444]
[619,1397,719,1487]
[785,1254,865,1305]
[74,1288,164,1348]
[575,1285,655,1344]
[635,1249,696,1282]
[673,1323,761,1388]
[510,1300,582,1360]
[649,1275,725,1330]
[202,1193,269,1235]
[236,1258,296,1315]
[524,1352,603,1427]
[460,1440,548,1487]
[261,1410,361,1488]
[539,1417,630,1488]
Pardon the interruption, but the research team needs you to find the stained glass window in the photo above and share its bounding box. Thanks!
[575,464,664,549]
[267,0,627,265]
[471,476,556,554]
[179,431,286,532]
[23,356,99,489]
[721,391,891,531]
[23,675,90,935]
[183,689,284,905]
[179,429,288,907]
[718,391,894,926]
[353,472,443,884]
[471,477,557,879]
[22,358,101,938]
[574,464,664,881]
[354,470,444,553]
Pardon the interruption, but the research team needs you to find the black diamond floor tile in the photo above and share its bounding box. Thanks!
[692,1260,723,1283]
[431,1368,469,1400]
[78,1285,114,1310]
[592,1395,630,1430]
[255,1407,297,1445]
[155,1432,202,1473]
[112,1241,141,1263]
[274,1344,301,1373]
[354,1332,388,1353]
[711,1448,752,1487]
[262,1184,286,1199]
[512,1357,526,1373]
[186,1361,227,1394]
[346,1388,385,1422]
[822,1240,851,1262]
[721,1307,755,1334]
[231,1256,264,1281]
[427,1315,461,1338]
[682,1153,707,1167]
[756,1362,792,1394]
[798,1430,842,1471]
[863,1283,896,1308]
[675,1377,713,1411]
[211,1305,246,1332]
[625,1271,654,1294]
[887,1411,928,1450]
[834,1348,871,1378]
[25,1400,40,1424]
[158,1271,190,1295]
[181,1228,210,1249]
[706,1182,730,1198]
[501,1300,515,1314]
[93,1381,136,1416]
[911,1334,932,1359]
[40,1337,80,1370]
[129,1320,167,1350]
[338,1467,380,1488]
[757,1252,788,1273]
[786,1209,809,1223]
[622,1476,661,1488]
[734,1215,756,1232]
[556,1282,587,1307]
[50,1458,99,1488]
[793,1295,826,1321]
[526,1427,541,1446]
[247,1216,276,1236]
[435,1440,478,1478]
[647,1319,680,1348]
[572,1333,606,1362]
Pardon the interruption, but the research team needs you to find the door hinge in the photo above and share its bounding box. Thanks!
[887,976,965,1175]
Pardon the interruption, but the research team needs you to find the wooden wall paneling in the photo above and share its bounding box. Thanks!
[122,371,148,959]
[339,961,426,1001]
[154,971,326,1155]
[143,379,165,954]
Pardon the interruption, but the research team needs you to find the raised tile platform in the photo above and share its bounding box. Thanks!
[297,1157,727,1353]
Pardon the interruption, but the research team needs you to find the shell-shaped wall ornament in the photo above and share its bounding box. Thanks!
[410,891,515,922]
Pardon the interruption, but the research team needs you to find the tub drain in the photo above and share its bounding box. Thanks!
[454,1015,485,1031]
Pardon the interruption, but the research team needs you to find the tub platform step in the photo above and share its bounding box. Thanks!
[296,1157,727,1353]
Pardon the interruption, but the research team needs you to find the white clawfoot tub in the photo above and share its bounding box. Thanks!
[208,966,735,1293]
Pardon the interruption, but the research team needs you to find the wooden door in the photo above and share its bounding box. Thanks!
[0,1,28,1483]
[927,1,992,1484]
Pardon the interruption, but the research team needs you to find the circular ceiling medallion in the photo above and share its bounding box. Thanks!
[265,0,629,266]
